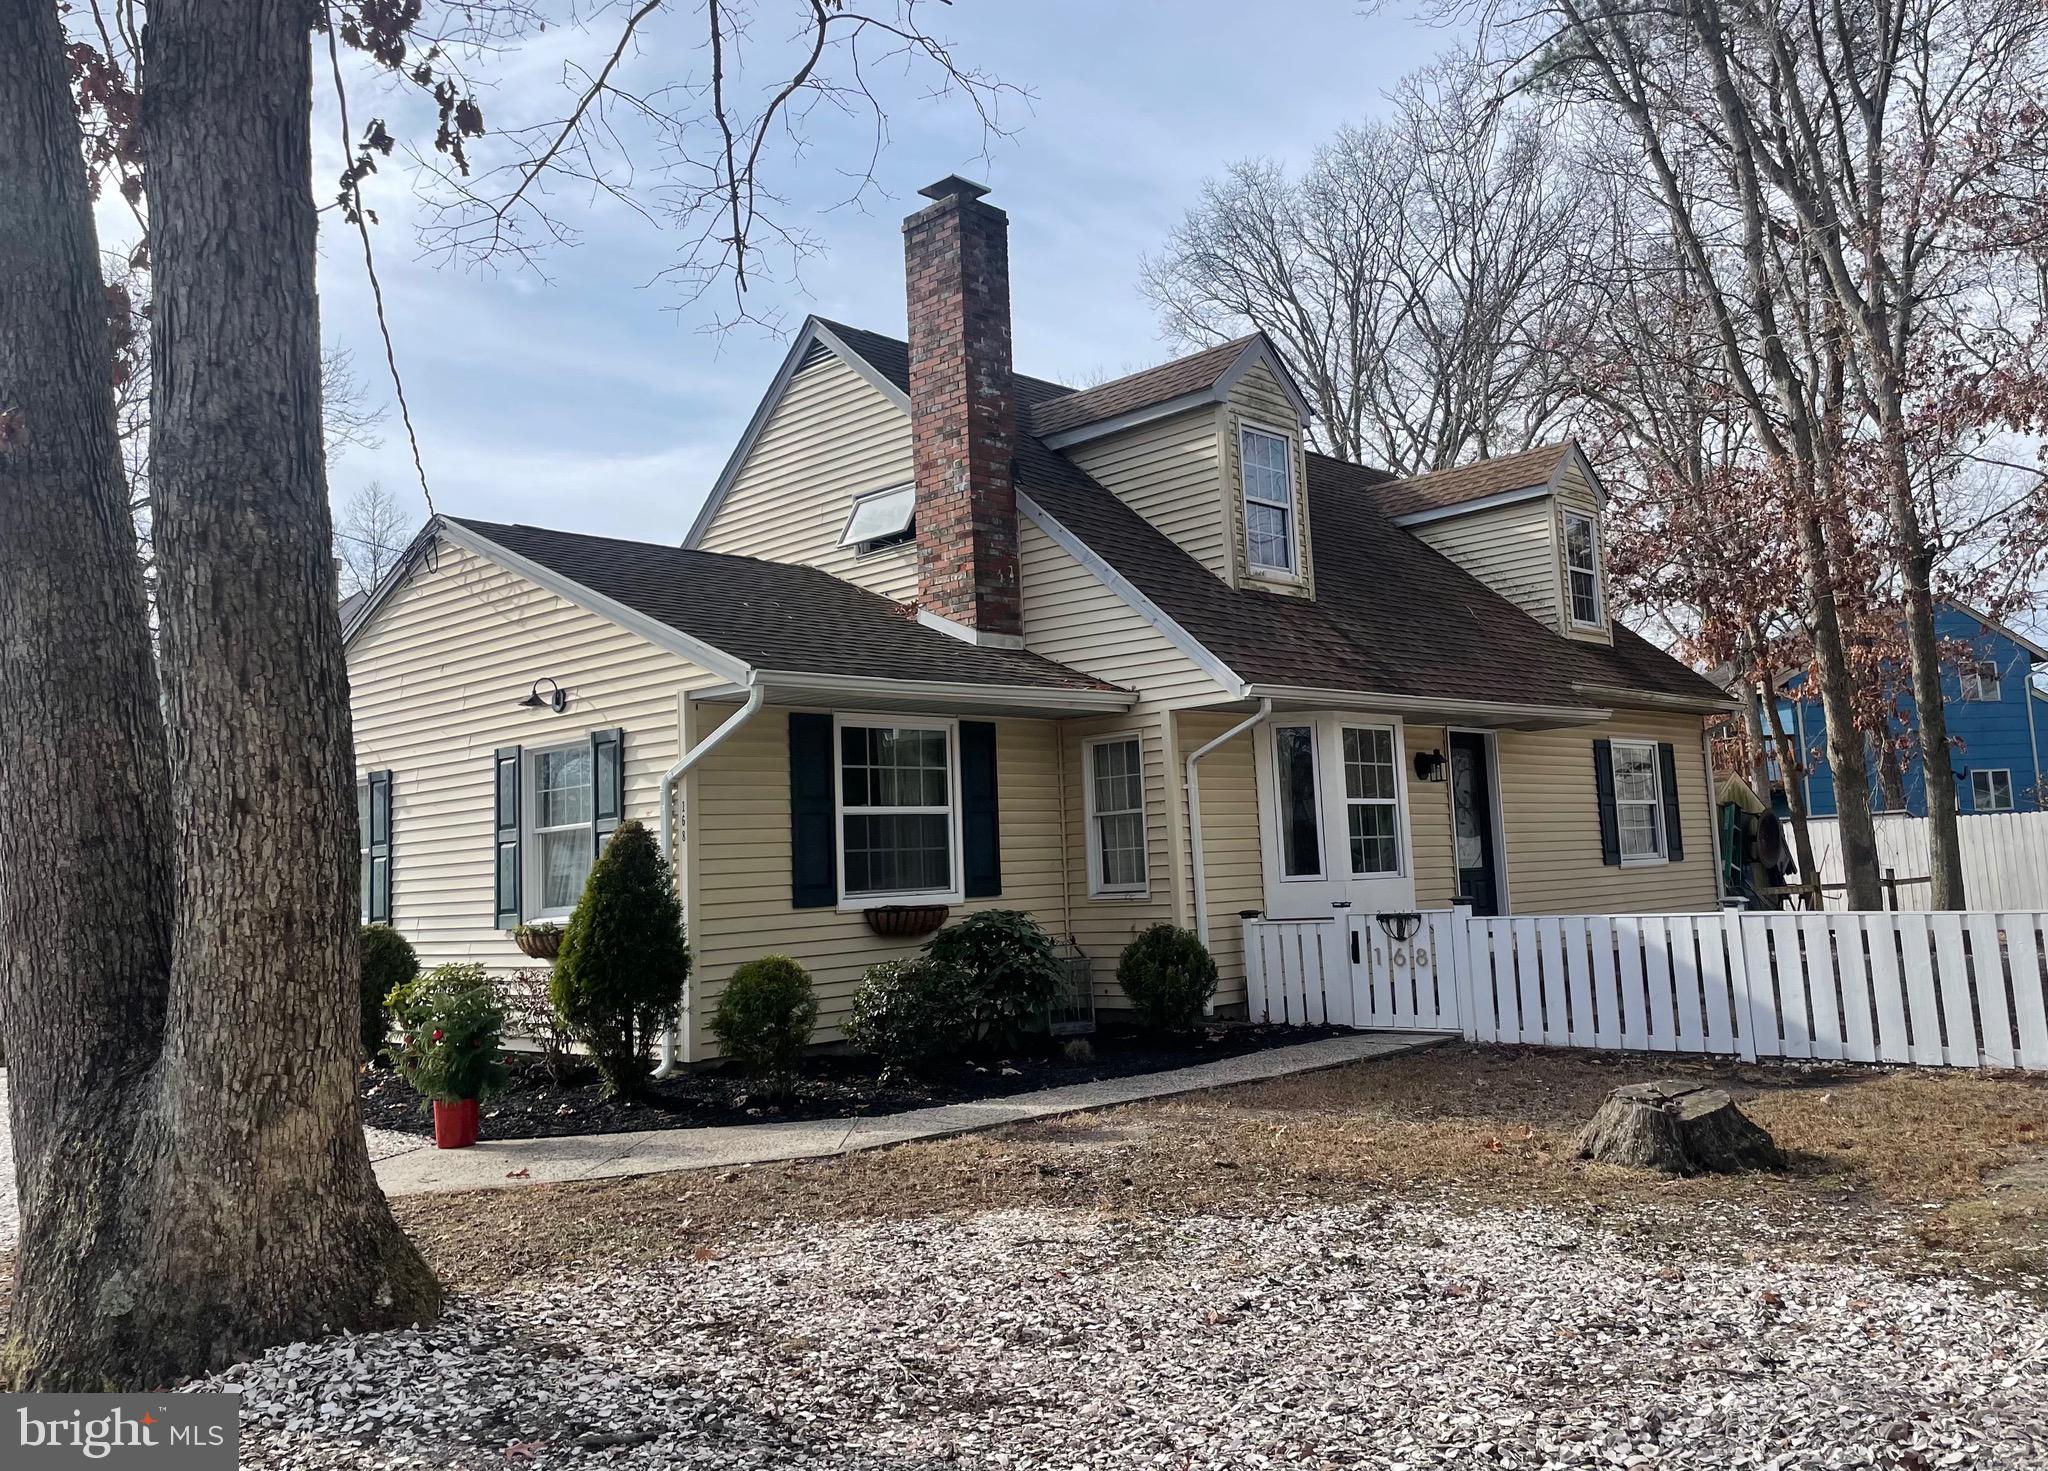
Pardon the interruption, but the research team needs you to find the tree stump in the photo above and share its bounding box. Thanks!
[1578,1081,1783,1175]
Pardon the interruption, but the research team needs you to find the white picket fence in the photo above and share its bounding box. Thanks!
[1803,811,2048,912]
[1244,907,2048,1070]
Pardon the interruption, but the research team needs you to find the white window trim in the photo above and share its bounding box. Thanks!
[1340,723,1405,878]
[1563,509,1604,630]
[524,741,596,921]
[1971,767,2015,812]
[1271,722,1328,882]
[1239,420,1300,579]
[1960,660,2001,702]
[837,482,917,555]
[1083,732,1150,899]
[1612,738,1668,867]
[832,714,965,910]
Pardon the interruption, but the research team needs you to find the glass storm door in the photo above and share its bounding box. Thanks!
[1448,730,1501,916]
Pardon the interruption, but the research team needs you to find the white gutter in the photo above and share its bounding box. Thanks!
[652,678,766,1078]
[1187,699,1272,951]
[1239,684,1607,728]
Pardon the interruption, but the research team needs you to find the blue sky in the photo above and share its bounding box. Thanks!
[297,2,1457,542]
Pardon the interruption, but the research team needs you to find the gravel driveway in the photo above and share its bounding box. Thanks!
[0,1070,423,1255]
[204,1201,2048,1469]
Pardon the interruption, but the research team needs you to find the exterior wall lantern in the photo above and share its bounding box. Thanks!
[1413,748,1447,783]
[518,677,570,714]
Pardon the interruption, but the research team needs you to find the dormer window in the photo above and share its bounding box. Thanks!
[1564,510,1603,627]
[1240,425,1297,576]
[839,483,916,555]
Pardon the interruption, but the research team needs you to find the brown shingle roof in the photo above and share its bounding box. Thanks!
[817,327,1726,711]
[446,517,1119,694]
[1026,337,1259,438]
[1369,441,1574,520]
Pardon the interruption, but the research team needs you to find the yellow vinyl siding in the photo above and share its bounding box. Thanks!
[1065,407,1230,581]
[1411,497,1560,629]
[693,350,919,601]
[347,542,721,975]
[686,710,1069,1055]
[1552,463,1614,646]
[1174,712,1263,1010]
[1221,361,1314,597]
[1495,711,1718,914]
[1017,519,1225,707]
[1407,724,1458,907]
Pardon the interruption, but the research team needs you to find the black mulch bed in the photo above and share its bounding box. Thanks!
[359,1022,1348,1141]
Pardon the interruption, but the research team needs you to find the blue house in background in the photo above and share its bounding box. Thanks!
[1768,605,2048,817]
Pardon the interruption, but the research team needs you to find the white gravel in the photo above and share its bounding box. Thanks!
[202,1201,2048,1469]
[0,1070,424,1254]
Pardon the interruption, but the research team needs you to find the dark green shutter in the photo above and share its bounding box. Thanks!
[591,726,625,856]
[367,769,393,924]
[1592,738,1621,867]
[789,712,837,908]
[961,720,1001,899]
[494,746,522,927]
[1657,741,1686,861]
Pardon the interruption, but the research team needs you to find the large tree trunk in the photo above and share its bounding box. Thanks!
[1879,413,1966,910]
[136,0,440,1378]
[0,0,178,1388]
[1,0,439,1389]
[1792,498,1883,910]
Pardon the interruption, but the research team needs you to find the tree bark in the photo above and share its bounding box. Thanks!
[1,0,439,1388]
[134,0,440,1380]
[1757,674,1820,898]
[0,0,178,1389]
[1579,1081,1783,1174]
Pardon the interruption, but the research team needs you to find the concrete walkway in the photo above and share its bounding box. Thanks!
[374,1031,1446,1197]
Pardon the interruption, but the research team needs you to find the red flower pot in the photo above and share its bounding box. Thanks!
[432,1097,480,1149]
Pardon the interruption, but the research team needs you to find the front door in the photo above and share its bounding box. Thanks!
[1448,730,1502,916]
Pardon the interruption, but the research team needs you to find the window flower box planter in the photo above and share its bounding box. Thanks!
[513,923,564,961]
[863,904,949,939]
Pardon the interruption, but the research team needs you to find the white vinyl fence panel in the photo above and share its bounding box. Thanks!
[1802,812,2048,911]
[1245,908,2048,1071]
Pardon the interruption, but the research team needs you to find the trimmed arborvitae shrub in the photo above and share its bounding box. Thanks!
[922,909,1063,1050]
[711,954,818,1093]
[551,819,690,1095]
[842,958,974,1073]
[359,924,418,1063]
[1117,924,1219,1032]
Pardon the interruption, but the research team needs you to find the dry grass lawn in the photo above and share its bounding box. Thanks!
[400,1042,2048,1294]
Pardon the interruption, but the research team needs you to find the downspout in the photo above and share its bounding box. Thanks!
[1187,699,1272,949]
[652,678,766,1078]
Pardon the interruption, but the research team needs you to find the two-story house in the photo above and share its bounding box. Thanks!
[1762,605,2048,817]
[342,177,1735,1059]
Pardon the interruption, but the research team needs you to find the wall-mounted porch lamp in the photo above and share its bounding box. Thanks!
[1413,748,1447,783]
[518,677,570,714]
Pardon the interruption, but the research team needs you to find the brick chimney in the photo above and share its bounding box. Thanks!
[904,175,1022,646]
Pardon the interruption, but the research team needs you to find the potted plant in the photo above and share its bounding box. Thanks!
[389,964,510,1148]
[513,920,564,961]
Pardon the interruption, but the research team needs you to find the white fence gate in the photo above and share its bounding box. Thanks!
[1243,911,1463,1032]
[1244,908,2048,1071]
[1803,811,2048,912]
